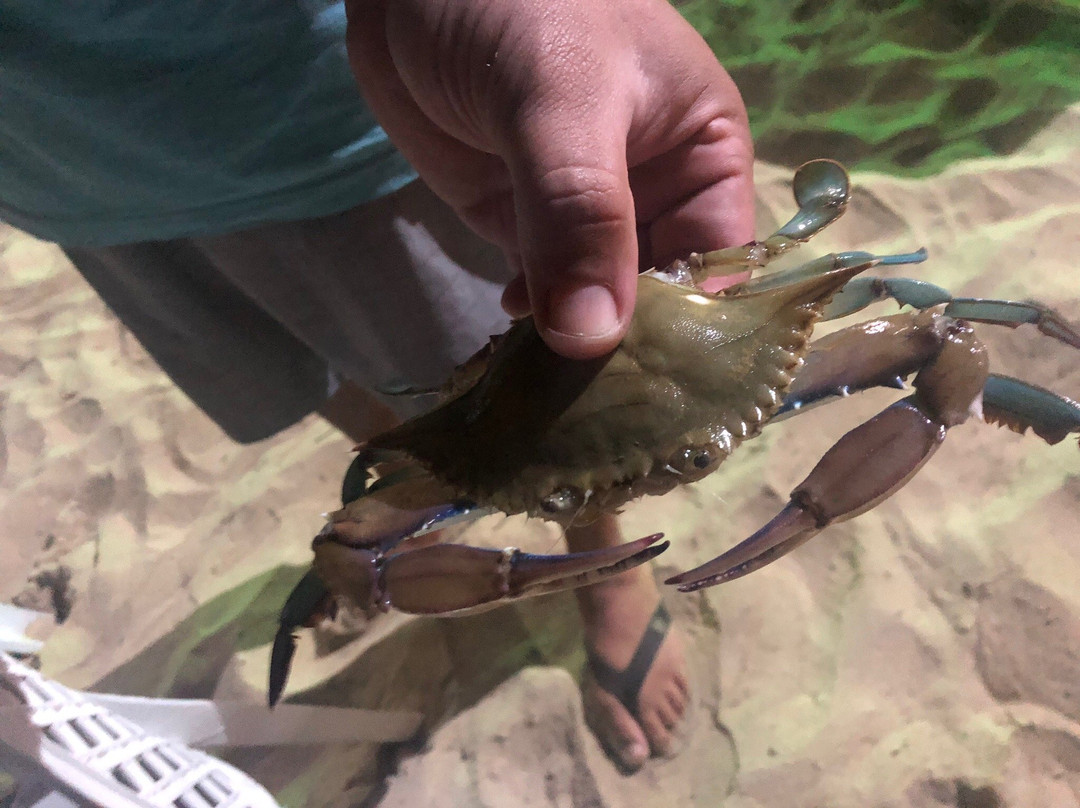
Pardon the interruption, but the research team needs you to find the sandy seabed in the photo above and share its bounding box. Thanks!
[2,105,1079,808]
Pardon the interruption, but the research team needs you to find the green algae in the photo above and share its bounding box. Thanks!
[681,0,1080,174]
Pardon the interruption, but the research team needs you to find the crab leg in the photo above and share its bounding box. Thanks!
[313,531,669,616]
[269,533,667,706]
[721,249,928,297]
[823,276,1080,348]
[649,159,852,285]
[779,289,1080,419]
[982,374,1080,446]
[667,308,1080,591]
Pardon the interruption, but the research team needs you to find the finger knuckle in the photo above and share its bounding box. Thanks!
[533,164,629,228]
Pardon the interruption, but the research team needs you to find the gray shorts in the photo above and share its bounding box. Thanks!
[63,181,513,442]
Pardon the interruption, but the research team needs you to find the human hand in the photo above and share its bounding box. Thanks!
[347,0,754,359]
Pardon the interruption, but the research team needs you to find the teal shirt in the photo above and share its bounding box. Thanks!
[0,1,416,246]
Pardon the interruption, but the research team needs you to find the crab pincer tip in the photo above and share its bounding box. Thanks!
[267,628,297,708]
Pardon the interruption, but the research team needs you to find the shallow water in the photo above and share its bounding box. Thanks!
[2,4,1080,806]
[681,0,1080,175]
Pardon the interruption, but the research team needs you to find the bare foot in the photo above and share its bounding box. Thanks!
[568,516,691,773]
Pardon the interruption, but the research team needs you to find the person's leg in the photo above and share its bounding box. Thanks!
[62,241,331,443]
[196,180,514,415]
[317,377,400,444]
[567,515,689,772]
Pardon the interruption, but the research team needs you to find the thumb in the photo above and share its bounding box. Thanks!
[506,108,639,360]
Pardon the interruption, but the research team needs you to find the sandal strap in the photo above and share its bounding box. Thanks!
[585,600,672,718]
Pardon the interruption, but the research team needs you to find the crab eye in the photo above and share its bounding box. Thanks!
[541,486,586,514]
[667,443,722,479]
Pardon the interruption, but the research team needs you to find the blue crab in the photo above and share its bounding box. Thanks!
[269,160,1080,705]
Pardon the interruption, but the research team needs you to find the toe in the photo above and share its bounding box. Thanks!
[584,679,650,772]
[657,700,680,731]
[641,707,675,756]
[674,669,691,698]
[666,686,687,717]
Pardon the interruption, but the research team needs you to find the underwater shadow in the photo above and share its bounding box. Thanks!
[90,561,587,750]
[93,564,308,699]
[289,588,585,723]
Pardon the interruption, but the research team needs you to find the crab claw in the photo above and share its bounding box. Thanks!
[314,531,669,616]
[269,568,335,707]
[268,531,668,706]
[666,397,945,592]
[664,504,819,592]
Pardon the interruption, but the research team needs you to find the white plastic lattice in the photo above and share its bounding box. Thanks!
[0,654,281,808]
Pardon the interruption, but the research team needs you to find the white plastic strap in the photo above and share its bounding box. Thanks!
[83,694,423,747]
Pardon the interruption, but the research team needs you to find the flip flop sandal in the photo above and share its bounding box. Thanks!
[584,600,696,770]
[585,600,673,720]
